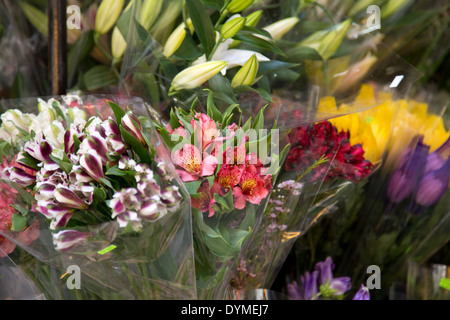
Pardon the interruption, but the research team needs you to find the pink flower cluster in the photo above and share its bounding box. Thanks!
[0,157,39,257]
[167,113,272,216]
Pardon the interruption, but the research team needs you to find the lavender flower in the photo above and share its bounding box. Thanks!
[387,137,429,203]
[288,257,355,300]
[353,285,370,300]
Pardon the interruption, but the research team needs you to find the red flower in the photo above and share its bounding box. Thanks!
[285,121,372,182]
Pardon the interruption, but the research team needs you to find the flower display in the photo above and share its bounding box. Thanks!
[0,96,196,300]
[287,257,368,300]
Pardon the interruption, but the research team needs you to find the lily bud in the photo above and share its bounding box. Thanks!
[54,185,89,210]
[111,27,128,61]
[263,17,299,41]
[163,19,194,58]
[95,0,125,35]
[231,54,259,88]
[79,150,105,181]
[226,0,255,13]
[245,10,263,27]
[122,112,146,145]
[221,16,246,39]
[169,61,227,93]
[140,0,163,30]
[298,19,351,61]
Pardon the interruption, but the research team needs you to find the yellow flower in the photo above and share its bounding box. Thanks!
[317,84,450,167]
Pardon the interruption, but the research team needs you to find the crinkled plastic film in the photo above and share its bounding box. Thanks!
[0,252,45,300]
[0,1,47,98]
[0,95,197,300]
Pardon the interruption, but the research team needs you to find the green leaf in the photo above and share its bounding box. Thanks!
[184,180,203,195]
[252,104,267,131]
[19,1,48,37]
[106,100,126,125]
[11,213,27,232]
[185,0,216,56]
[68,30,95,87]
[119,125,153,165]
[206,90,223,123]
[84,65,118,91]
[286,46,323,61]
[234,31,286,56]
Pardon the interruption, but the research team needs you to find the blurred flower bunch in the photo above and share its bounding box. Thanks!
[0,96,198,300]
[2,97,182,244]
[285,120,373,183]
[155,91,284,299]
[287,257,369,300]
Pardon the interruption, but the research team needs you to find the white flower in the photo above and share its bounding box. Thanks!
[193,34,269,75]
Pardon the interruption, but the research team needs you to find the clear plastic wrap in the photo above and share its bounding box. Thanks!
[0,95,197,300]
[0,252,45,300]
[0,0,48,98]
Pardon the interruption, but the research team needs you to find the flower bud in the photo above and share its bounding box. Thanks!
[95,0,125,35]
[79,131,109,164]
[387,137,429,203]
[79,150,105,181]
[122,112,146,145]
[139,198,165,221]
[169,61,228,93]
[245,10,263,27]
[298,19,351,61]
[1,109,28,134]
[415,158,450,207]
[6,167,36,187]
[163,19,194,57]
[263,17,299,41]
[140,0,163,30]
[53,230,91,252]
[54,185,89,210]
[24,134,53,162]
[221,16,246,39]
[226,0,255,13]
[231,54,259,88]
[353,285,370,300]
[111,27,127,61]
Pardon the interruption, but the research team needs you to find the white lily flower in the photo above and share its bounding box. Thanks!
[193,33,269,75]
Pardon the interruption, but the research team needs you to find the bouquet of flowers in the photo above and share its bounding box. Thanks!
[287,256,370,300]
[154,89,286,299]
[290,91,450,299]
[0,95,197,299]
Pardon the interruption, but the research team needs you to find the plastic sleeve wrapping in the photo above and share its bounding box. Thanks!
[0,252,45,300]
[0,95,197,300]
[0,1,47,98]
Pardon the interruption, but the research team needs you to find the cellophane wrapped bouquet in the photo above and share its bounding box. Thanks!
[0,95,197,299]
[290,88,450,300]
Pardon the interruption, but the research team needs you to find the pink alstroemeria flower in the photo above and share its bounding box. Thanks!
[191,181,221,217]
[232,164,272,210]
[173,144,218,182]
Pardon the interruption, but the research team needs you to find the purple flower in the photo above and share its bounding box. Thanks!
[387,137,429,203]
[54,185,89,210]
[122,112,146,145]
[24,133,52,162]
[300,270,319,300]
[353,285,370,300]
[79,150,105,181]
[287,281,303,300]
[315,256,351,296]
[415,158,450,207]
[5,167,36,187]
[53,230,91,252]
